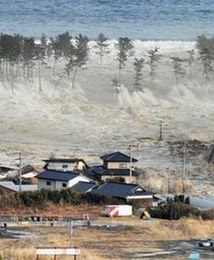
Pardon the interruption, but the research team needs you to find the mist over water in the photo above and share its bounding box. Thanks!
[0,0,214,39]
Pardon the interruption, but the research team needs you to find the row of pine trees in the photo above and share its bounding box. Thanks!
[0,32,213,94]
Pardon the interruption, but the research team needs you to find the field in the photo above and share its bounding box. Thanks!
[0,218,213,259]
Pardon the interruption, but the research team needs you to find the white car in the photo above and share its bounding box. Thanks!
[198,239,213,247]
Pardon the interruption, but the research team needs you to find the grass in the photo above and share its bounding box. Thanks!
[0,218,213,259]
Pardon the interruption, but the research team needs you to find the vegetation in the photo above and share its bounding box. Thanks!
[95,33,110,62]
[115,37,134,86]
[171,57,186,90]
[133,57,144,90]
[151,195,201,220]
[148,47,161,82]
[0,188,122,209]
[0,32,213,95]
[200,208,214,220]
[196,35,214,81]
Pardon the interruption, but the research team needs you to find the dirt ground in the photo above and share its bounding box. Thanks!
[0,218,213,259]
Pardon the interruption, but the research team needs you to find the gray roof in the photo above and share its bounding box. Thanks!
[100,151,138,163]
[91,166,139,177]
[37,170,79,182]
[0,181,38,192]
[43,158,85,163]
[92,181,154,199]
[72,181,96,193]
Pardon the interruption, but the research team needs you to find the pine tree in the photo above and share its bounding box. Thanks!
[187,49,195,78]
[65,34,89,88]
[95,33,110,62]
[115,37,134,85]
[148,47,161,82]
[133,57,144,90]
[171,57,186,90]
[197,35,214,81]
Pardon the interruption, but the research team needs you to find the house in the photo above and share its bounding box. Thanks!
[37,170,91,190]
[0,164,17,179]
[43,158,88,172]
[21,171,39,184]
[72,181,97,193]
[89,151,139,183]
[0,165,17,174]
[91,181,155,207]
[0,181,38,195]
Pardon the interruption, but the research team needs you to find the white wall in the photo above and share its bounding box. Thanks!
[107,162,133,169]
[46,161,86,172]
[38,175,90,190]
[46,162,76,171]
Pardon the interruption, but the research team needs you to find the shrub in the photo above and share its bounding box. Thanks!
[200,208,214,220]
[151,197,200,220]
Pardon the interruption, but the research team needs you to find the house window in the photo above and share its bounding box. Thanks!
[119,163,127,169]
[62,183,67,188]
[46,181,51,186]
[62,164,68,169]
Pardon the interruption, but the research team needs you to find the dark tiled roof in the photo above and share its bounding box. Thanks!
[100,151,138,163]
[37,170,79,182]
[131,190,155,196]
[72,181,96,193]
[43,158,85,163]
[91,181,151,199]
[91,166,139,176]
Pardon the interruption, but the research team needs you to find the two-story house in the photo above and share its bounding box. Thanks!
[43,158,88,173]
[37,170,91,190]
[89,151,139,183]
[37,157,90,190]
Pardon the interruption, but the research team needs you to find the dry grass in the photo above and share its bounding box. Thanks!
[172,180,199,195]
[0,218,213,259]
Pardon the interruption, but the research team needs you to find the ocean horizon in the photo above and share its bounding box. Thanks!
[0,0,213,40]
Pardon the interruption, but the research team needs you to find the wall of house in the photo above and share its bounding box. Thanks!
[46,162,76,171]
[46,161,86,172]
[38,179,57,190]
[101,175,137,183]
[107,162,132,169]
[38,176,90,190]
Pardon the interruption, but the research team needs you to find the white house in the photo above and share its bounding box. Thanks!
[43,158,88,172]
[37,170,91,190]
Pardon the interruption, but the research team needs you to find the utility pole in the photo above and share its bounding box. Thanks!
[70,219,73,247]
[129,144,133,183]
[182,140,187,194]
[17,152,22,192]
[166,168,170,194]
[158,120,163,141]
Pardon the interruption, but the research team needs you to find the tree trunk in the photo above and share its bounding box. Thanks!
[38,61,42,92]
[72,66,78,89]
